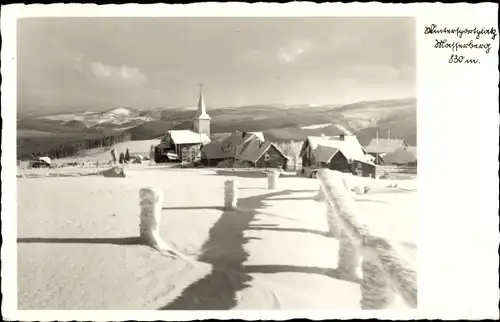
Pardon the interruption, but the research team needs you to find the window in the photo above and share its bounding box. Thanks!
[264,153,271,161]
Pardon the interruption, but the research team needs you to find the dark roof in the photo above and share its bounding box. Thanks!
[238,141,288,163]
[312,145,340,163]
[201,141,227,159]
[220,131,265,148]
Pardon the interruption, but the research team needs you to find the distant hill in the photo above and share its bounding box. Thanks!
[65,120,88,130]
[16,98,416,158]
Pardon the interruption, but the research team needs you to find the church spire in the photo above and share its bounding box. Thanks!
[194,82,210,120]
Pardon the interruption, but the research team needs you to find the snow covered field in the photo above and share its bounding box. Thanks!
[17,166,417,310]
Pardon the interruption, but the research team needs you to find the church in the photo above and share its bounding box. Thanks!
[154,85,212,163]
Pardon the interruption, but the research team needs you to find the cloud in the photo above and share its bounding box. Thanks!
[275,40,313,64]
[70,54,147,85]
[89,62,147,85]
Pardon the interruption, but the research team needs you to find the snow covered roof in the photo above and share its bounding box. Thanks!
[202,130,271,161]
[365,138,406,154]
[211,132,232,142]
[166,130,211,145]
[383,146,417,164]
[38,156,51,164]
[249,132,265,142]
[406,146,417,158]
[305,135,370,163]
[221,131,265,148]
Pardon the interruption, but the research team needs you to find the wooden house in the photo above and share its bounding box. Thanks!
[300,134,376,177]
[364,139,408,165]
[201,130,288,169]
[238,140,289,169]
[383,146,417,166]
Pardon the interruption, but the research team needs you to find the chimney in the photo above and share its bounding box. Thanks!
[339,134,345,141]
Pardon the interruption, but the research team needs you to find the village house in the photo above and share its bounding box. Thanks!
[201,130,288,169]
[300,134,376,177]
[154,85,211,163]
[364,138,408,165]
[383,146,417,166]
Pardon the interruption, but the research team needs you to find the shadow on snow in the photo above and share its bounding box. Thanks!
[158,189,350,310]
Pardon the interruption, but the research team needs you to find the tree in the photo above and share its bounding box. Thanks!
[110,149,117,164]
[119,152,125,164]
[125,148,130,162]
[149,145,155,161]
[277,140,302,170]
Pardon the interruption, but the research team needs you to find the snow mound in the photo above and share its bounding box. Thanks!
[301,123,332,130]
[109,108,132,115]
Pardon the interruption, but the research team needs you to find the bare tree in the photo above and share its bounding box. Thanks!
[288,140,302,171]
[275,140,302,171]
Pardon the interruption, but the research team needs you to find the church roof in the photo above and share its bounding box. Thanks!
[193,84,211,120]
[165,130,211,145]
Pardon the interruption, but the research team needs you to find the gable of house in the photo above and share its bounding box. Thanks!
[238,141,288,163]
[312,145,340,163]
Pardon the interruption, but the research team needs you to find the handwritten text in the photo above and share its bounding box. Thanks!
[424,24,497,65]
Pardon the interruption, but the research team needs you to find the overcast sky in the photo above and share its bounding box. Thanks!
[18,17,415,114]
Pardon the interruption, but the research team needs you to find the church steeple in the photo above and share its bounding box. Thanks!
[193,83,211,138]
[194,83,211,120]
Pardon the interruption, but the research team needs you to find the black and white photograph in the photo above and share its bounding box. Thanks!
[14,15,417,310]
[1,3,498,320]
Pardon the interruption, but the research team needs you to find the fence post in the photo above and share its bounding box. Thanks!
[224,180,238,210]
[139,187,165,248]
[359,247,396,309]
[267,170,279,189]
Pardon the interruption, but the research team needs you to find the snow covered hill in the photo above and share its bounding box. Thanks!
[37,107,154,128]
